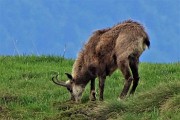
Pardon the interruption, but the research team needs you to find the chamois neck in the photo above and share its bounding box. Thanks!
[74,70,93,86]
[72,45,95,86]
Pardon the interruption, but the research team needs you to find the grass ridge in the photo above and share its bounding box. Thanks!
[0,56,179,120]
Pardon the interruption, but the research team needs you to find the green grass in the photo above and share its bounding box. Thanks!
[0,56,179,120]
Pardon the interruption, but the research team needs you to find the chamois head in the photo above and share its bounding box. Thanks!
[52,73,85,102]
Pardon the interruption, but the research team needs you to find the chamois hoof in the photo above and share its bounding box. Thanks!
[90,97,96,101]
[90,91,96,101]
[99,98,104,101]
[90,95,96,101]
[119,95,126,100]
[117,97,125,102]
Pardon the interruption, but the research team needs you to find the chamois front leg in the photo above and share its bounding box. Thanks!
[99,76,106,101]
[90,79,96,101]
[118,60,133,99]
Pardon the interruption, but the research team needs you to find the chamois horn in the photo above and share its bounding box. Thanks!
[52,75,67,87]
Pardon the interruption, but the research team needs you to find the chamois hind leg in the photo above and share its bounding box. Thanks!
[129,56,140,95]
[118,59,133,99]
[90,79,96,101]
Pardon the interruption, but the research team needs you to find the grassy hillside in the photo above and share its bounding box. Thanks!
[0,56,179,120]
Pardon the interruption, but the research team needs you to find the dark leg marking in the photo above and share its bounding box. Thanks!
[129,56,140,95]
[90,79,96,101]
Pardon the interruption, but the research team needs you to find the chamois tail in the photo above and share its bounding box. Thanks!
[144,36,150,49]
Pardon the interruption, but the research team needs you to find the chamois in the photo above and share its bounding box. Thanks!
[52,20,150,102]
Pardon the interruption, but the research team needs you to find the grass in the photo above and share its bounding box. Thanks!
[0,56,179,120]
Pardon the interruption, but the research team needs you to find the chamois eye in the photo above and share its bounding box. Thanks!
[67,88,72,93]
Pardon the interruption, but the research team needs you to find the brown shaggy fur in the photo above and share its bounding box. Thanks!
[71,20,150,100]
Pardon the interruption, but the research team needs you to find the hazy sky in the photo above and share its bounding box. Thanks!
[0,0,179,63]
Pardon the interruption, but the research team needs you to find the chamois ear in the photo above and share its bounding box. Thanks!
[65,73,73,80]
[88,65,97,77]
